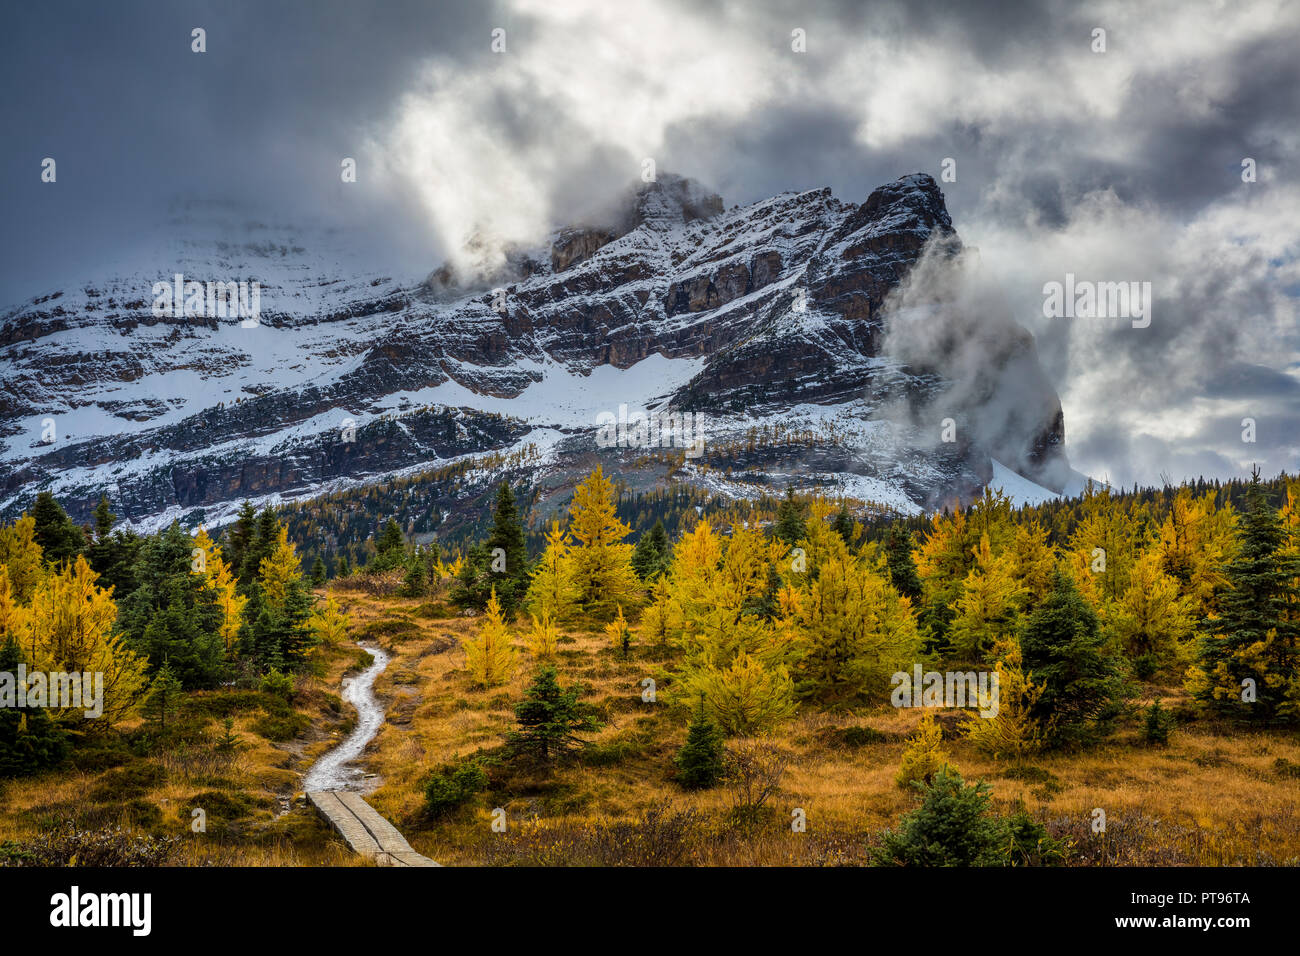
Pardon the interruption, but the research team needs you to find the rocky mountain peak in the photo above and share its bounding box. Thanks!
[0,171,1076,533]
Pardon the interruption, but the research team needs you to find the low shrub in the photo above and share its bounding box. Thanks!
[423,759,490,818]
[0,824,181,867]
[873,769,1065,867]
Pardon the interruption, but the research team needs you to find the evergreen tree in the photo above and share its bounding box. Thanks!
[505,666,602,770]
[85,495,140,599]
[243,579,314,673]
[0,634,70,778]
[310,556,328,588]
[30,491,85,565]
[449,542,496,612]
[484,482,531,615]
[1187,471,1300,722]
[675,704,725,789]
[1143,698,1175,745]
[85,495,115,574]
[141,661,184,733]
[238,508,281,586]
[372,518,406,573]
[227,501,258,586]
[402,556,427,597]
[337,554,352,577]
[873,769,1062,867]
[118,524,226,689]
[92,493,114,542]
[631,520,672,582]
[831,505,855,546]
[1019,569,1127,747]
[771,486,807,546]
[883,525,923,603]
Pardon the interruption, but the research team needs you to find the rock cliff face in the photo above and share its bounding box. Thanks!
[0,174,1069,530]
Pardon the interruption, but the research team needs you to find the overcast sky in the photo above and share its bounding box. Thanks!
[3,0,1298,487]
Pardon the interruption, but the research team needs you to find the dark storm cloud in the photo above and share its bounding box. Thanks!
[1,0,497,299]
[2,0,1297,486]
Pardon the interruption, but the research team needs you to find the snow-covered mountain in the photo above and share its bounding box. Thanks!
[0,174,1074,532]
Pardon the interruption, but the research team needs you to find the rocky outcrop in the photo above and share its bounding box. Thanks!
[0,172,1068,527]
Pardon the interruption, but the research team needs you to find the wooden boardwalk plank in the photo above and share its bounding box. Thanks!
[307,790,440,867]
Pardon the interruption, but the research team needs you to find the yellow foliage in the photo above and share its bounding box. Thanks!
[896,713,950,788]
[0,564,32,653]
[0,514,44,603]
[604,604,632,657]
[1110,550,1196,667]
[25,555,147,726]
[464,588,517,687]
[525,520,579,622]
[1156,488,1236,613]
[193,527,246,653]
[526,613,560,660]
[947,534,1026,664]
[258,524,303,612]
[962,638,1047,759]
[678,652,797,736]
[636,576,679,646]
[566,467,641,620]
[1007,520,1057,607]
[788,548,920,704]
[308,591,350,646]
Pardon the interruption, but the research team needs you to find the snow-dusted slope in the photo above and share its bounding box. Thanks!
[0,174,1070,528]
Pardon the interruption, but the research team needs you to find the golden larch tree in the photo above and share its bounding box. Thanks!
[25,556,148,726]
[464,588,517,687]
[524,520,579,622]
[566,467,641,620]
[258,524,303,612]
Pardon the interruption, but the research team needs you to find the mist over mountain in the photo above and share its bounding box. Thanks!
[0,171,1084,533]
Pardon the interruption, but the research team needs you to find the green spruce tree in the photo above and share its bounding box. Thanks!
[0,635,70,778]
[372,518,406,573]
[485,482,531,615]
[505,666,603,771]
[142,661,184,733]
[1190,470,1300,722]
[631,520,672,581]
[884,524,923,603]
[675,701,725,789]
[30,491,85,565]
[772,486,807,547]
[1020,569,1128,747]
[118,523,226,688]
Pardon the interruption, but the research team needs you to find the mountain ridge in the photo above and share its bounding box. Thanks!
[0,172,1071,532]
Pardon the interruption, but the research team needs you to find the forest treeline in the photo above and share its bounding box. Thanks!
[2,466,1297,784]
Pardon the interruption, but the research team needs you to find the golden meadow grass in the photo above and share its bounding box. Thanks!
[3,583,1296,866]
